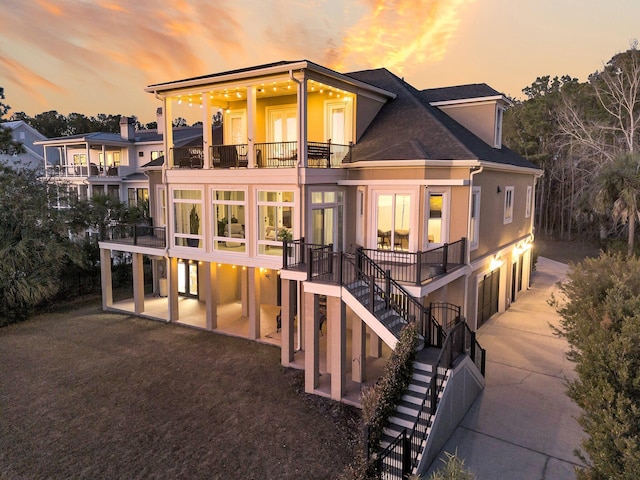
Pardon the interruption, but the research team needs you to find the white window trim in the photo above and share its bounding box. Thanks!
[470,187,481,250]
[265,104,297,143]
[256,190,296,254]
[211,188,248,252]
[223,109,247,145]
[156,185,167,228]
[324,99,353,145]
[372,188,417,251]
[171,187,205,248]
[525,185,532,218]
[425,188,450,248]
[503,186,514,224]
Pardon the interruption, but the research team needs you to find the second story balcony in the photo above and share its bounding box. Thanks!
[283,238,467,286]
[102,224,167,249]
[170,140,351,170]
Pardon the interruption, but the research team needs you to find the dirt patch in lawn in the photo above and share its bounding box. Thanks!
[0,305,361,479]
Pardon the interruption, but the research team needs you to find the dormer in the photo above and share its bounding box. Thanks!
[422,84,510,149]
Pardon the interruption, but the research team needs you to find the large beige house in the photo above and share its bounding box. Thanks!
[98,60,540,476]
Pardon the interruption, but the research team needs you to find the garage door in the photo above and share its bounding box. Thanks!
[477,269,500,327]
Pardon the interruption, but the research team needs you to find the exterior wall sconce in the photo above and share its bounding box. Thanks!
[490,255,504,271]
[497,186,502,194]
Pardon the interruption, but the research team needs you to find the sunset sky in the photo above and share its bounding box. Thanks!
[2,0,639,124]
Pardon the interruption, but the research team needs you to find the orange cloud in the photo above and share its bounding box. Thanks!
[327,0,475,72]
[0,54,63,106]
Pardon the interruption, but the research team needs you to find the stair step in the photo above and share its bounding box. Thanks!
[388,412,417,430]
[396,403,420,417]
[414,360,434,373]
[412,371,432,384]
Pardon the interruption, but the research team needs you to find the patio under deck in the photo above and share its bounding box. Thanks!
[108,294,389,407]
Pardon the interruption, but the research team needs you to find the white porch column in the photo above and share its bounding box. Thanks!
[304,290,320,393]
[369,326,382,358]
[329,297,346,400]
[351,316,366,383]
[165,98,174,168]
[204,262,218,330]
[281,279,295,366]
[202,93,212,169]
[132,252,145,315]
[246,86,257,168]
[168,257,179,321]
[100,248,113,309]
[241,267,248,316]
[247,267,261,340]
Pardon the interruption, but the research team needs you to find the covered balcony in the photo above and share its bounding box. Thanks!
[160,69,357,171]
[170,140,351,170]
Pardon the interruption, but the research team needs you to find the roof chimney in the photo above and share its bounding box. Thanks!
[156,107,164,136]
[119,116,135,141]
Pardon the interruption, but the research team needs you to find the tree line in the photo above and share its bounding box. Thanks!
[504,42,640,255]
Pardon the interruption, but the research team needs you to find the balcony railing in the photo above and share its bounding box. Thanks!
[283,238,466,285]
[170,141,351,170]
[104,224,166,248]
[46,164,120,177]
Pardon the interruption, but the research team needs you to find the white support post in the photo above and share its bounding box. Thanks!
[132,252,144,315]
[329,297,346,400]
[100,248,113,309]
[304,291,320,393]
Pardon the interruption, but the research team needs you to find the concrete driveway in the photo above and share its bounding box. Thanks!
[426,257,587,479]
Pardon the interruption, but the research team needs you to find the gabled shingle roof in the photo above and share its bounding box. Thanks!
[345,69,538,169]
[421,84,503,103]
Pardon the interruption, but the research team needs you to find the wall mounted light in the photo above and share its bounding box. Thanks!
[497,186,502,194]
[490,255,504,271]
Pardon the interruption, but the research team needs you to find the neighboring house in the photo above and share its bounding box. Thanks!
[0,120,53,170]
[97,60,541,476]
[35,111,204,209]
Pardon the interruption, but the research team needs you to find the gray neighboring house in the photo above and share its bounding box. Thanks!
[0,120,56,170]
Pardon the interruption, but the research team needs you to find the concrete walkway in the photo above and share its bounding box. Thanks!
[425,257,586,479]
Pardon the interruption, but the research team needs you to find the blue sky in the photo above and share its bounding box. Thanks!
[2,0,640,123]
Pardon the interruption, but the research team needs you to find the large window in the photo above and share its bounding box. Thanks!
[258,190,294,255]
[426,191,447,246]
[213,190,246,252]
[174,189,203,248]
[470,187,481,250]
[525,185,532,218]
[311,190,344,250]
[504,186,514,224]
[376,193,411,251]
[128,188,148,207]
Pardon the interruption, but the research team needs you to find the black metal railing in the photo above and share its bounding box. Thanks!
[254,141,298,168]
[376,320,486,477]
[210,144,248,168]
[171,146,204,169]
[361,238,466,285]
[104,224,166,248]
[375,429,411,480]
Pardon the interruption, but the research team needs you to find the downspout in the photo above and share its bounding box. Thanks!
[290,69,303,352]
[464,164,483,321]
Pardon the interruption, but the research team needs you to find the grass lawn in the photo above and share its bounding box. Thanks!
[0,303,361,479]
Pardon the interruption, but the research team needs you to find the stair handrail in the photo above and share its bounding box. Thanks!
[358,248,444,348]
